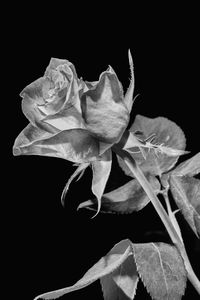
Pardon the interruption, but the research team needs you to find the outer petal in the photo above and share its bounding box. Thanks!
[81,67,129,144]
[13,123,52,152]
[91,149,112,216]
[13,127,99,164]
[42,104,85,131]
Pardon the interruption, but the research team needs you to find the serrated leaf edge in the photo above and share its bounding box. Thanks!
[116,257,139,299]
[131,242,187,300]
[170,175,199,238]
[100,253,139,300]
[131,243,155,299]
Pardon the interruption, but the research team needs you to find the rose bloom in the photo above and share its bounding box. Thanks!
[13,52,135,214]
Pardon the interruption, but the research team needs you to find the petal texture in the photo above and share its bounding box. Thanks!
[81,68,129,143]
[13,128,99,163]
[21,58,85,132]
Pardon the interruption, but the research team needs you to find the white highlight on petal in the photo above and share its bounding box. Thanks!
[43,115,85,131]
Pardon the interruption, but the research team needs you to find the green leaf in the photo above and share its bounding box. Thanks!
[34,239,133,300]
[132,242,187,300]
[100,255,138,299]
[13,128,99,164]
[171,152,200,177]
[170,175,200,237]
[78,174,160,214]
[118,115,186,177]
[91,149,112,216]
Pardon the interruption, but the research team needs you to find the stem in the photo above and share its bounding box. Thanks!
[113,146,200,294]
[181,246,200,295]
[162,189,184,244]
[123,154,182,246]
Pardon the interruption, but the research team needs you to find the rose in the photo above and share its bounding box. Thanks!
[13,57,132,161]
[13,52,135,214]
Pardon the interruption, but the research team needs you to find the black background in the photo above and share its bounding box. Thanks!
[8,4,200,300]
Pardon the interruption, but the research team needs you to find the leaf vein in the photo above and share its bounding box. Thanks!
[151,243,169,298]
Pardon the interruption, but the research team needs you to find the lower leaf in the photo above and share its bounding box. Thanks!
[132,242,187,300]
[100,255,139,300]
[34,239,132,300]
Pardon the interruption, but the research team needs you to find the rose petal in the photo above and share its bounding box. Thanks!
[13,128,99,164]
[13,123,52,155]
[81,67,129,144]
[21,76,67,135]
[43,58,80,115]
[21,59,86,133]
[21,77,56,129]
[42,75,85,131]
